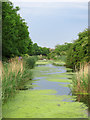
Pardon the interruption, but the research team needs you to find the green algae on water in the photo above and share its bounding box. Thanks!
[2,89,88,118]
[46,78,72,83]
[36,60,50,65]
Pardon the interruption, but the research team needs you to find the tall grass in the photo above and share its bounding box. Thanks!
[0,61,2,119]
[72,62,89,94]
[2,56,37,103]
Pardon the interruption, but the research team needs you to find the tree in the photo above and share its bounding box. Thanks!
[54,43,72,56]
[66,29,88,69]
[2,1,32,58]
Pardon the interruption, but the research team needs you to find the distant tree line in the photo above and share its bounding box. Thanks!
[29,43,50,56]
[48,29,88,70]
[48,43,72,60]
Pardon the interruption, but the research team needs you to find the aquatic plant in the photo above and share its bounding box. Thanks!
[2,90,88,118]
[52,61,66,66]
[36,60,50,65]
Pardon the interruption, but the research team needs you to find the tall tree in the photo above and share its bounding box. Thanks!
[2,1,32,58]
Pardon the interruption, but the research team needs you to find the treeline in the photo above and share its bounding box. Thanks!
[48,29,88,70]
[2,1,50,60]
[29,43,50,56]
[48,43,72,60]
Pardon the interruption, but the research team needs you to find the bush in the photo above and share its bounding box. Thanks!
[24,56,38,69]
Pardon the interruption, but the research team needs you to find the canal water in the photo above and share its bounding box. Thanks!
[32,64,72,96]
[2,62,88,118]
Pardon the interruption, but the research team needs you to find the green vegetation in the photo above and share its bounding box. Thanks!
[65,29,89,96]
[2,56,37,103]
[2,2,32,59]
[52,61,65,66]
[55,43,72,56]
[30,43,50,56]
[48,43,72,60]
[2,2,50,60]
[66,29,88,69]
[2,0,89,118]
[36,60,52,65]
[2,62,88,118]
[2,90,88,118]
[23,56,38,69]
[71,63,88,94]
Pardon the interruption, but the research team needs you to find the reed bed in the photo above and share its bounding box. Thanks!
[2,56,36,103]
[72,62,89,94]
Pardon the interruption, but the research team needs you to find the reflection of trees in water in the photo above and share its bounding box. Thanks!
[76,94,90,116]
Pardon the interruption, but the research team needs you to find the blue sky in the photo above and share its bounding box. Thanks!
[12,1,88,48]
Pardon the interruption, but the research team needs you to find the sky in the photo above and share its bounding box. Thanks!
[10,0,88,48]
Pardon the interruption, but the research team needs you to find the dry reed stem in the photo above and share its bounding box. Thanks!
[75,62,89,93]
[2,57,24,81]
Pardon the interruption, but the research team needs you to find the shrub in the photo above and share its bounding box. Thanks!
[24,56,38,69]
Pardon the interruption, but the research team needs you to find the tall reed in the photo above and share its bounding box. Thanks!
[2,56,35,103]
[72,62,89,94]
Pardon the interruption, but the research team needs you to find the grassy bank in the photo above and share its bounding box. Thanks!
[2,56,37,103]
[71,63,89,94]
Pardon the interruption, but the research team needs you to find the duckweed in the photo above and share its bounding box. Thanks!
[3,90,88,118]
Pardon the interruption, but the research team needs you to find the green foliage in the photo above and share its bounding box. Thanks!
[31,43,50,56]
[66,29,88,69]
[2,1,33,58]
[24,56,38,69]
[2,1,50,59]
[48,43,72,60]
[55,42,72,56]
